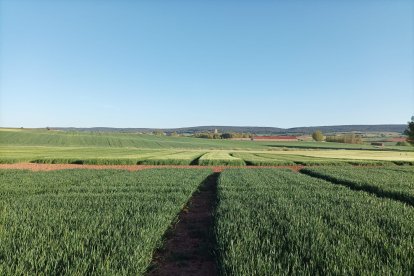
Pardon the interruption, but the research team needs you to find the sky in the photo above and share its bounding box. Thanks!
[0,0,413,128]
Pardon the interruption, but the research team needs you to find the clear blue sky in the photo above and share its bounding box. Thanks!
[1,0,413,128]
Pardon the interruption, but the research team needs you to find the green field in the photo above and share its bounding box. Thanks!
[1,128,413,151]
[2,0,413,274]
[0,129,413,166]
[301,166,414,205]
[215,169,414,274]
[1,127,414,273]
[231,152,394,166]
[231,152,296,166]
[2,165,414,274]
[138,151,206,165]
[198,151,246,166]
[0,168,212,274]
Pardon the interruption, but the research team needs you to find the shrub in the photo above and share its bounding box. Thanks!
[404,118,414,145]
[312,131,324,141]
[396,141,411,146]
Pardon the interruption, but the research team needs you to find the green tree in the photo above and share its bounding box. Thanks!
[312,130,324,141]
[152,130,164,136]
[404,117,414,145]
[221,133,233,139]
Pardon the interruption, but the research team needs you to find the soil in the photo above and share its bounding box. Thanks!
[146,172,220,276]
[0,163,303,172]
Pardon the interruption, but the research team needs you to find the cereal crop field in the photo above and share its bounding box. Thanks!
[1,129,414,274]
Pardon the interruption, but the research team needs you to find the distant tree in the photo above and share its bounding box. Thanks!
[312,130,324,141]
[152,130,164,136]
[344,133,362,144]
[46,126,50,131]
[169,131,179,137]
[212,133,221,139]
[221,133,232,139]
[404,118,414,145]
[326,134,362,144]
[194,131,227,139]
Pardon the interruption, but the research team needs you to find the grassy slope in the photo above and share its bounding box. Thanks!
[0,129,267,150]
[4,129,410,150]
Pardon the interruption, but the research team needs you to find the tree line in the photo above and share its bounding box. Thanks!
[193,132,253,139]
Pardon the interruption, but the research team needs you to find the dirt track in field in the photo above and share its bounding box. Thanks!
[147,172,220,276]
[0,163,304,172]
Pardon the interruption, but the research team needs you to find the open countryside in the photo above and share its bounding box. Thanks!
[1,128,413,166]
[1,125,414,274]
[2,0,414,275]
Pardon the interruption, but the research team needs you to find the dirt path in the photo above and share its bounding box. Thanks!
[0,163,303,172]
[147,173,220,276]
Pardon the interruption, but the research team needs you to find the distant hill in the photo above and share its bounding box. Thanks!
[286,125,407,134]
[50,124,406,135]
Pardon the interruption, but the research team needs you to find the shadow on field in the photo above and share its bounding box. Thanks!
[190,154,205,165]
[146,172,219,276]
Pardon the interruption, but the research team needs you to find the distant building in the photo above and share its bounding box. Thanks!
[252,136,298,141]
[214,129,218,134]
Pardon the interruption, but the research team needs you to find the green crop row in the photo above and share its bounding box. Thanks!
[137,151,206,165]
[301,166,414,206]
[198,152,246,166]
[255,152,345,166]
[233,152,396,166]
[215,169,414,275]
[0,168,212,274]
[231,152,296,166]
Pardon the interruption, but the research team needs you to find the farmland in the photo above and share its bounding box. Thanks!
[215,169,414,274]
[1,128,414,274]
[198,152,246,166]
[2,167,413,274]
[301,166,414,205]
[2,0,413,274]
[0,168,212,274]
[0,129,413,166]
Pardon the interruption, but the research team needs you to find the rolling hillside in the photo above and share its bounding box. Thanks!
[25,124,407,134]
